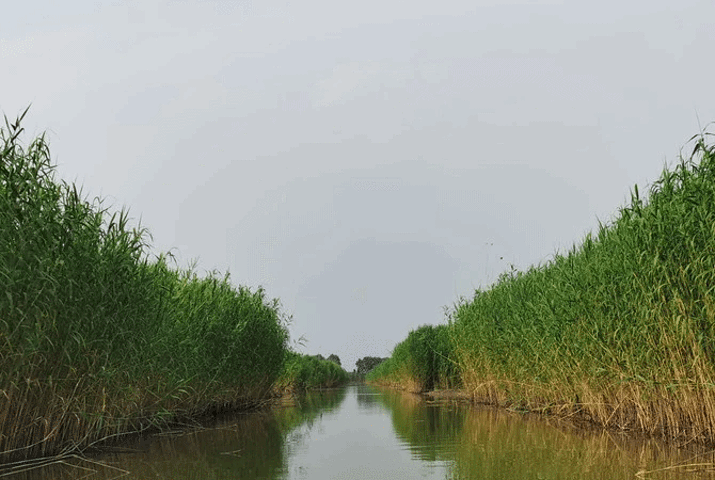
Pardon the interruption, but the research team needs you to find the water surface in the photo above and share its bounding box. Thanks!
[10,384,715,479]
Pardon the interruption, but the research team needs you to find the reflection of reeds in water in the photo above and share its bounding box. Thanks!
[5,387,349,480]
[0,404,286,480]
[453,407,715,480]
[374,387,715,480]
[98,412,287,480]
[355,385,388,412]
[373,386,465,462]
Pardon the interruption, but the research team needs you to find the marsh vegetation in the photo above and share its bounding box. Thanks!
[370,131,715,444]
[14,385,709,480]
[0,110,347,463]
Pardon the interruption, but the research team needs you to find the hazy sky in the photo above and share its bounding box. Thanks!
[2,0,714,370]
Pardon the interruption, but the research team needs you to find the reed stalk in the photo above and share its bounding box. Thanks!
[0,109,292,461]
[372,131,715,443]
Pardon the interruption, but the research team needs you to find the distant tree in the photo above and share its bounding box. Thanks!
[312,354,325,361]
[355,356,388,376]
[327,354,341,366]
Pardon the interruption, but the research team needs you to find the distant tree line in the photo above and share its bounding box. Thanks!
[303,354,388,380]
[311,353,342,367]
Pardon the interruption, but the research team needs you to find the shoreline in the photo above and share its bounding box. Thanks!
[0,379,350,464]
[368,383,715,448]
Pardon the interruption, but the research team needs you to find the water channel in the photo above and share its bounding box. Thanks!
[13,384,715,479]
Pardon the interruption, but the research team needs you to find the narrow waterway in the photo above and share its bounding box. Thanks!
[12,384,715,479]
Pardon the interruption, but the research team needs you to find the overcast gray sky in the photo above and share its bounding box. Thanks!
[2,0,714,370]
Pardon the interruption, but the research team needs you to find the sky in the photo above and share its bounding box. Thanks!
[2,0,714,371]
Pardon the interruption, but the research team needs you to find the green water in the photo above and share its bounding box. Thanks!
[9,384,715,479]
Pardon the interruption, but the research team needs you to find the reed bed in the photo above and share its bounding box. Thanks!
[367,324,459,392]
[0,110,291,461]
[275,352,349,393]
[372,132,715,443]
[371,384,698,480]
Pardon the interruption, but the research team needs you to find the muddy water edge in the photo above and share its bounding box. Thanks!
[8,384,715,480]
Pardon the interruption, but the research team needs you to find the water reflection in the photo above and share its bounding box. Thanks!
[354,385,384,412]
[7,385,715,479]
[104,388,349,480]
[278,384,451,479]
[375,388,464,462]
[372,385,715,480]
[7,388,347,480]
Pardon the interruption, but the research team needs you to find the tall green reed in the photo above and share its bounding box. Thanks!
[276,351,349,392]
[450,132,715,440]
[372,131,715,442]
[368,324,459,392]
[0,109,290,461]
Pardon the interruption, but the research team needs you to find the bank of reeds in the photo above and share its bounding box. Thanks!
[275,352,349,393]
[372,384,698,480]
[372,132,715,444]
[367,324,459,392]
[0,110,291,461]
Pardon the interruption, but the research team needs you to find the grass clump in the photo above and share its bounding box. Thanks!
[0,109,290,461]
[367,324,459,392]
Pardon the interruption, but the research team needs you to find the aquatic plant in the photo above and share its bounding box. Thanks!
[373,130,715,443]
[452,132,715,441]
[0,109,290,461]
[276,351,349,392]
[368,324,459,392]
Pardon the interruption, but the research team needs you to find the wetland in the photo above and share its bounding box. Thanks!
[10,384,715,479]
